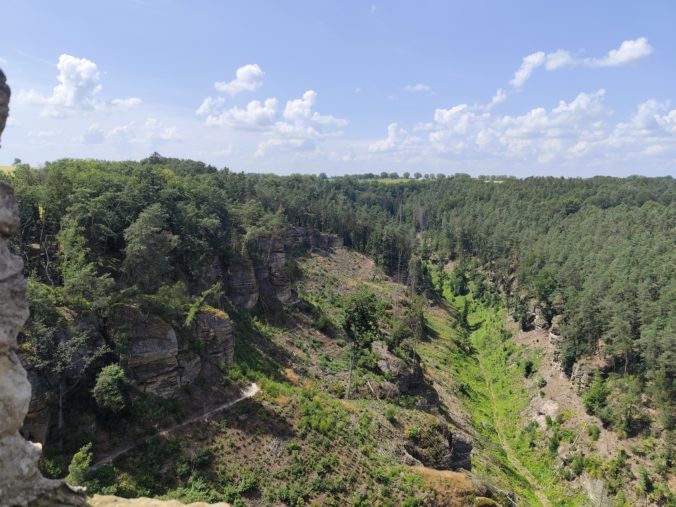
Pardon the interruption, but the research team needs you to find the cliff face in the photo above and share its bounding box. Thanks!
[113,305,234,399]
[227,226,342,310]
[0,66,85,507]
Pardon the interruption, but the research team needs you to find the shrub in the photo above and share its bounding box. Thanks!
[356,350,378,371]
[384,405,396,423]
[315,313,331,331]
[583,372,609,417]
[588,424,601,441]
[66,442,93,486]
[523,360,535,378]
[407,426,421,441]
[570,453,586,477]
[638,466,654,494]
[93,364,131,414]
[549,430,560,454]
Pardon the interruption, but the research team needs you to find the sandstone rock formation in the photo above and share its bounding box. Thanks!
[196,306,234,376]
[0,67,232,507]
[115,305,234,399]
[227,226,341,310]
[0,68,87,506]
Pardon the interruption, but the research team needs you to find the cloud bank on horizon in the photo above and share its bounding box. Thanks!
[1,2,674,177]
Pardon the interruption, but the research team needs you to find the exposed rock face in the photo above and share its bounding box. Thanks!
[196,307,234,376]
[0,67,86,507]
[227,258,259,310]
[0,70,8,148]
[123,310,182,398]
[404,421,472,471]
[115,305,234,399]
[371,341,423,393]
[227,226,341,310]
[570,361,595,393]
[19,361,51,444]
[549,315,562,344]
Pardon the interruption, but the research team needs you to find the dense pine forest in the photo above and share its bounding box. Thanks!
[1,156,674,505]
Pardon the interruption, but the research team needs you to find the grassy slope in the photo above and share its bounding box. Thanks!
[425,299,590,505]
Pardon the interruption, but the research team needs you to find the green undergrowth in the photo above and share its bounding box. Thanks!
[421,274,589,505]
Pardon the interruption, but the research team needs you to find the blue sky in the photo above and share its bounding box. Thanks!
[1,0,675,176]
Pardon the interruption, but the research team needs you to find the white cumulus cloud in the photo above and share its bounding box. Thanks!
[587,37,653,67]
[510,52,546,89]
[17,54,141,117]
[283,90,347,126]
[509,38,653,90]
[256,90,347,156]
[374,90,629,165]
[79,124,105,144]
[206,98,279,129]
[214,64,264,96]
[196,96,225,116]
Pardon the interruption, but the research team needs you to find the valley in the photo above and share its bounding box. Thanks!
[0,158,673,506]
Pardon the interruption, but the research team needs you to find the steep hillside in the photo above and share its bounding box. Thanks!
[80,246,673,505]
[79,247,500,506]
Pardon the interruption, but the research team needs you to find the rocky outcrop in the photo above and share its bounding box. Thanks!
[0,68,86,505]
[227,258,259,309]
[570,360,595,393]
[227,226,341,310]
[404,421,472,471]
[371,341,423,393]
[115,305,234,399]
[115,306,183,398]
[0,70,8,147]
[196,307,234,376]
[19,361,51,444]
[549,315,562,344]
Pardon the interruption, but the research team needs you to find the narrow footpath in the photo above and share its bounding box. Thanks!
[90,383,260,473]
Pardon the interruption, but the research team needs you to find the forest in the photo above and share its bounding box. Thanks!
[1,156,674,504]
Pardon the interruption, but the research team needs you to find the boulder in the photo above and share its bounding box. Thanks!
[404,421,472,471]
[371,341,423,393]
